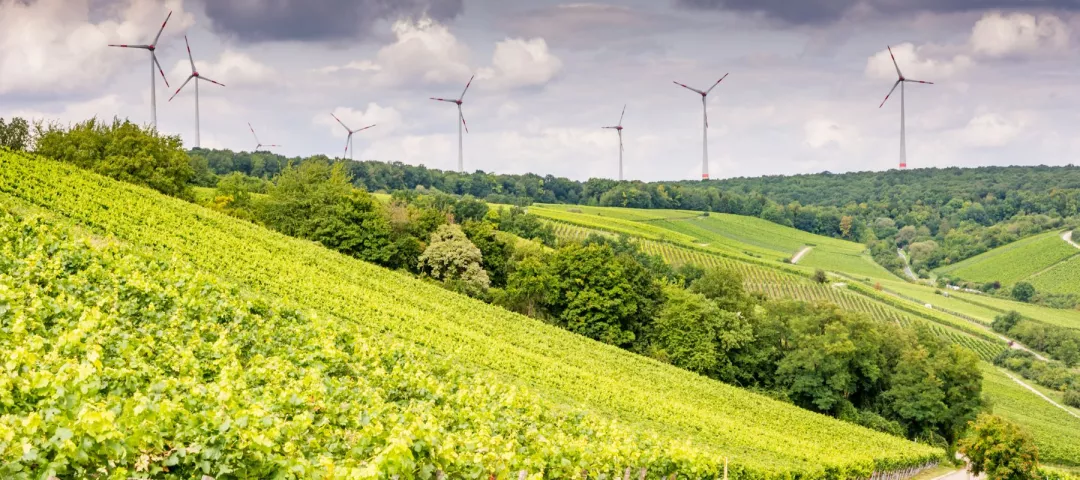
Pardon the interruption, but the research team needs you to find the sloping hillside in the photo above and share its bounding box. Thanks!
[531,204,896,280]
[0,151,943,477]
[935,231,1080,293]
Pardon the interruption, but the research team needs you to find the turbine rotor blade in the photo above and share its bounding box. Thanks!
[153,10,173,45]
[152,53,170,88]
[344,132,353,157]
[108,44,150,49]
[904,79,934,85]
[184,35,195,71]
[619,104,626,125]
[879,79,901,108]
[330,112,351,130]
[168,75,194,101]
[356,124,376,132]
[430,97,457,103]
[460,108,469,134]
[703,96,709,128]
[199,76,225,87]
[248,123,260,144]
[459,74,475,101]
[673,81,704,95]
[705,73,729,95]
[887,45,903,78]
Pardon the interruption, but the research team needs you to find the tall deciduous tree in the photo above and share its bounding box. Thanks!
[960,414,1039,480]
[418,224,490,293]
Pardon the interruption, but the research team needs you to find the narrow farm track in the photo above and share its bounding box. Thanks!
[1063,230,1080,250]
[1002,370,1080,420]
[791,246,812,264]
[897,249,917,280]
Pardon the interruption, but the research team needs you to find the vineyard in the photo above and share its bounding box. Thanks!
[550,220,1006,362]
[0,151,946,478]
[980,365,1080,466]
[935,231,1079,288]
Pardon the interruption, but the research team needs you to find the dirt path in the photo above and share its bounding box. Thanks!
[791,246,812,264]
[1002,369,1080,420]
[1063,231,1080,249]
[897,248,918,280]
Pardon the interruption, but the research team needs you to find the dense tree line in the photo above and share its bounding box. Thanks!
[189,148,1080,272]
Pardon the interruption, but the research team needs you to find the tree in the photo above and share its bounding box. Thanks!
[959,414,1039,480]
[1011,282,1036,303]
[689,266,750,313]
[812,269,828,284]
[1064,389,1080,409]
[418,224,490,292]
[895,225,917,247]
[992,311,1023,334]
[34,117,193,199]
[0,117,31,151]
[542,243,664,347]
[840,215,854,239]
[462,220,515,288]
[648,284,752,377]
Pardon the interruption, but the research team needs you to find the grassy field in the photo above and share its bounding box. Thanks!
[876,279,1080,330]
[532,204,898,280]
[935,231,1079,289]
[0,151,947,478]
[1030,253,1080,295]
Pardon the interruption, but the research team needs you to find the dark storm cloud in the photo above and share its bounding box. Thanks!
[200,0,464,42]
[674,0,1080,24]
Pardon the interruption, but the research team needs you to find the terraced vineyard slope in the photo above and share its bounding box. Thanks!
[935,231,1080,294]
[0,151,943,477]
[531,204,897,280]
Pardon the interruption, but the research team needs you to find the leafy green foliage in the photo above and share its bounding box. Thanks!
[419,224,490,294]
[493,206,555,247]
[1013,282,1037,303]
[994,350,1080,393]
[0,117,30,151]
[34,117,193,200]
[647,284,752,377]
[960,414,1040,480]
[993,312,1080,367]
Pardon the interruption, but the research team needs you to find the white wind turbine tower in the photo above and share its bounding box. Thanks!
[430,75,474,173]
[674,73,728,180]
[602,105,626,181]
[108,11,173,130]
[248,123,280,152]
[169,35,225,148]
[330,113,376,161]
[879,46,933,169]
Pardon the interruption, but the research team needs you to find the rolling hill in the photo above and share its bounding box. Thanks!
[0,151,944,477]
[541,207,1080,467]
[935,230,1080,294]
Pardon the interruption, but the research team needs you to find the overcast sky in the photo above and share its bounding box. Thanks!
[2,0,1079,182]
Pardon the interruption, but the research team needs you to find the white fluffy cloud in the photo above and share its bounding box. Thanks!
[477,38,563,89]
[865,43,974,81]
[315,104,404,140]
[0,0,194,94]
[970,12,1071,58]
[169,50,276,88]
[955,112,1028,147]
[317,19,562,91]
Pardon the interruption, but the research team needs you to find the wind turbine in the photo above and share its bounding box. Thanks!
[430,75,474,173]
[879,46,933,169]
[108,11,173,130]
[602,105,626,181]
[674,73,728,180]
[330,113,376,161]
[168,35,225,148]
[248,123,280,152]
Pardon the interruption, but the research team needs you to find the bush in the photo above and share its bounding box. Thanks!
[1064,389,1080,409]
[1012,282,1036,303]
[812,269,828,284]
